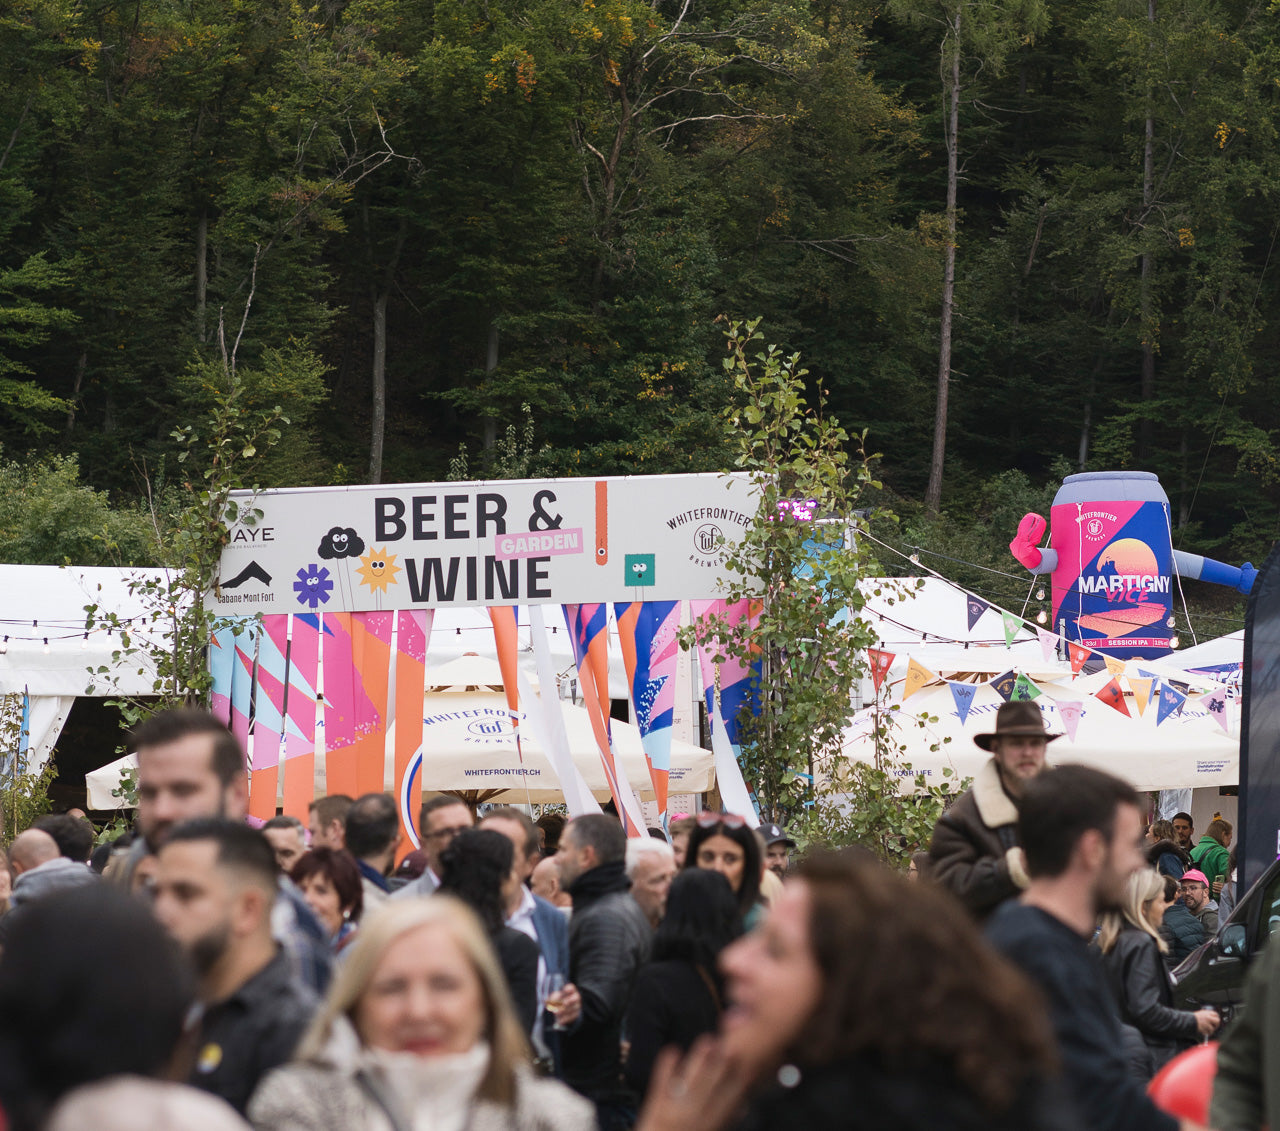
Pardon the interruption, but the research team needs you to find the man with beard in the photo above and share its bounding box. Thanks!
[153,818,317,1115]
[929,701,1057,919]
[131,708,331,993]
[986,765,1191,1131]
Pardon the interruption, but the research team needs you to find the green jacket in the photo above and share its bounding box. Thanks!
[1191,835,1230,888]
[1212,937,1280,1130]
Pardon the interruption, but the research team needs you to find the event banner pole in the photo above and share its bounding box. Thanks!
[1238,539,1280,893]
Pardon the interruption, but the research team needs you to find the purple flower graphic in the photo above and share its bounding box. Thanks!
[293,564,333,608]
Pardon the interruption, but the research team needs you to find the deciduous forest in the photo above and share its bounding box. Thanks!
[2,0,1278,634]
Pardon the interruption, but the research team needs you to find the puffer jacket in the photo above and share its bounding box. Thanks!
[1098,925,1199,1074]
[561,860,651,1104]
[1158,900,1205,967]
[928,759,1028,919]
[1146,839,1191,880]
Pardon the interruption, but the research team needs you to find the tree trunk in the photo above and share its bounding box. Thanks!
[483,320,499,451]
[1138,0,1156,460]
[64,352,86,437]
[925,9,962,517]
[369,290,388,484]
[367,216,407,485]
[196,211,208,344]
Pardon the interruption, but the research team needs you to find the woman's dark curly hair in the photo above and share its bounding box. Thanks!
[791,851,1057,1113]
[439,828,513,934]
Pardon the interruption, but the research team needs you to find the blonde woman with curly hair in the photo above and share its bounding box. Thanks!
[248,898,593,1131]
[1095,868,1220,1078]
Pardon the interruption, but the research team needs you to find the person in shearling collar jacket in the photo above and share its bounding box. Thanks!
[928,700,1059,919]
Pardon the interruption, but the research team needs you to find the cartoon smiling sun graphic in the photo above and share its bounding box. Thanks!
[355,546,402,593]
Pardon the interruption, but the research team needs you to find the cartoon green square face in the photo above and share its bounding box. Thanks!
[624,554,655,587]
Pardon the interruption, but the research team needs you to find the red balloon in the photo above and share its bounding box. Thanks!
[1148,1042,1219,1124]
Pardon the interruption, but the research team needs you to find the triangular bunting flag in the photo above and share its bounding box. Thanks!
[1156,684,1186,726]
[867,648,895,692]
[1012,673,1042,701]
[1103,655,1126,678]
[1036,627,1059,662]
[966,595,989,631]
[1128,677,1152,717]
[903,658,934,701]
[1057,700,1083,742]
[990,670,1017,702]
[1068,642,1091,675]
[949,681,977,725]
[1002,612,1022,646]
[1095,677,1130,716]
[1200,691,1228,732]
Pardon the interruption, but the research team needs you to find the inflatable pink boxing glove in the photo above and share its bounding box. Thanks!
[1010,512,1049,571]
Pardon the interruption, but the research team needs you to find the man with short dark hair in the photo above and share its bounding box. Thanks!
[1171,812,1194,850]
[153,819,317,1115]
[393,794,474,899]
[33,813,95,863]
[929,700,1056,919]
[131,708,331,994]
[262,816,307,875]
[986,765,1196,1131]
[1191,817,1232,898]
[132,709,249,853]
[557,814,651,1128]
[306,795,352,852]
[344,793,400,910]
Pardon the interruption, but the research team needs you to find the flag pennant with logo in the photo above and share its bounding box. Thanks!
[1036,627,1059,663]
[1057,700,1084,742]
[1156,683,1186,726]
[564,603,647,836]
[614,600,681,832]
[1095,677,1130,717]
[1002,612,1022,646]
[1200,692,1229,732]
[1128,677,1152,718]
[1012,674,1042,701]
[1068,642,1091,675]
[990,670,1018,702]
[903,658,935,701]
[1103,655,1126,678]
[867,648,895,692]
[966,595,989,631]
[949,681,977,725]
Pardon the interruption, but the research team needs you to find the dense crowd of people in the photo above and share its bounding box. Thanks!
[0,701,1268,1130]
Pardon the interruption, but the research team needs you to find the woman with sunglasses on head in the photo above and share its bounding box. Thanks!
[635,850,1071,1131]
[684,813,765,929]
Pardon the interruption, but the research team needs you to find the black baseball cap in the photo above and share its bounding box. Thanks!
[760,823,796,849]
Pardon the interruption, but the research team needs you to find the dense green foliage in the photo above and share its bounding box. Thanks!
[3,0,1280,630]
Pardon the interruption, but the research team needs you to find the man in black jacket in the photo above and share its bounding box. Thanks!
[986,765,1196,1131]
[153,819,317,1115]
[557,813,651,1130]
[929,700,1058,918]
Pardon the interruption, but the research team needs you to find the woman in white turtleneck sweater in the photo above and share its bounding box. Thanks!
[248,898,593,1131]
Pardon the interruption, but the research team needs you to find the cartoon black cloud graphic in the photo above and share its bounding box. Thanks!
[317,526,366,560]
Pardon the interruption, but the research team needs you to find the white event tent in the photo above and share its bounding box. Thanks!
[841,576,1240,793]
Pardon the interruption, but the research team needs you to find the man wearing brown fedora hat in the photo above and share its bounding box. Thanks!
[928,699,1060,919]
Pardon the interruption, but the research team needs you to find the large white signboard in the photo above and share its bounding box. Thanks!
[211,473,759,612]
